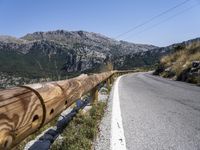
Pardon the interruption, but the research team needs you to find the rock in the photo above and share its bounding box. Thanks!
[153,64,165,75]
[192,61,200,68]
[28,140,51,150]
[76,100,83,108]
[82,106,92,114]
[39,133,55,143]
[45,129,58,137]
[165,67,172,72]
[177,68,190,81]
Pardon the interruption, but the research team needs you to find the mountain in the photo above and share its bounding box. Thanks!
[1,30,199,88]
[0,30,157,83]
[21,30,156,56]
[154,38,200,85]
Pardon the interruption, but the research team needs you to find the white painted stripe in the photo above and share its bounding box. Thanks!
[111,76,127,150]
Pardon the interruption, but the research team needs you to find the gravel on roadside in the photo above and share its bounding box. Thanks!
[93,84,115,150]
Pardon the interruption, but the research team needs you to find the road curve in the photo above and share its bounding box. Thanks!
[119,72,200,150]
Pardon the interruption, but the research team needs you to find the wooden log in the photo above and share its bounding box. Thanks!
[0,87,44,149]
[0,71,116,149]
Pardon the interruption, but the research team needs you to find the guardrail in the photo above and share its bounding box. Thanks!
[0,70,133,149]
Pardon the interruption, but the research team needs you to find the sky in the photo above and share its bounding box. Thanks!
[0,0,200,46]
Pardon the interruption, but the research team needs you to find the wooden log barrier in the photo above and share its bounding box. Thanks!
[0,71,117,149]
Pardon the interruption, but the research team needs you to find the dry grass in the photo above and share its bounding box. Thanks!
[51,102,107,150]
[160,45,200,77]
[161,47,200,70]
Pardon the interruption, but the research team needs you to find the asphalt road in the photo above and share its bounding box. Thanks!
[119,72,200,150]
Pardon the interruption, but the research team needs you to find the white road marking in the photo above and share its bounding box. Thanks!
[111,76,127,150]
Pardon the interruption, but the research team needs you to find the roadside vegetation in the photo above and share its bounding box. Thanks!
[135,66,156,72]
[51,102,106,150]
[154,43,200,85]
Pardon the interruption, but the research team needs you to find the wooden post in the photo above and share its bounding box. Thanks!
[106,78,111,89]
[90,86,98,105]
[109,76,113,85]
[117,73,120,77]
[113,73,117,79]
[111,75,115,84]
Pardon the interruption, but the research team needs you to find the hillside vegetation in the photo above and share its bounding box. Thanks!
[154,40,200,85]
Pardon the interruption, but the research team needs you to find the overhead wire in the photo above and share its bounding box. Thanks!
[123,3,200,41]
[115,0,191,39]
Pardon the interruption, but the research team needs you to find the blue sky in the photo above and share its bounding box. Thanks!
[0,0,199,46]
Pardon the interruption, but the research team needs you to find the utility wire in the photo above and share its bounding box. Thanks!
[115,0,191,39]
[123,3,200,40]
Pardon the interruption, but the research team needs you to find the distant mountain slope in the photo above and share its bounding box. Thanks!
[21,30,156,56]
[0,35,26,43]
[114,48,170,70]
[0,30,157,80]
[154,38,200,85]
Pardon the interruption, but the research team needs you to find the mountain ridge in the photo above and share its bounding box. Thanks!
[0,30,157,78]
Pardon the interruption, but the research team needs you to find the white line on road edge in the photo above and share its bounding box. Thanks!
[111,76,127,150]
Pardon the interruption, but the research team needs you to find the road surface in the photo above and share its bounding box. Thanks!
[118,72,200,150]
